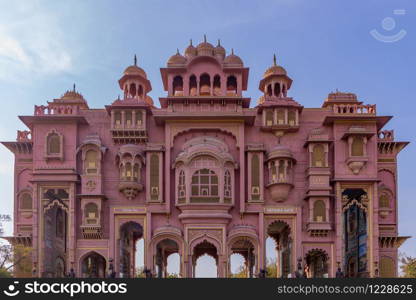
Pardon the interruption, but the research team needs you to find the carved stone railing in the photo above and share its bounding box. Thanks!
[333,104,376,115]
[34,104,79,116]
[16,130,32,142]
[378,130,394,141]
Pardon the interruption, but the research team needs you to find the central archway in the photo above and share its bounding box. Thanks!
[80,251,106,278]
[266,220,292,278]
[305,249,328,278]
[192,240,218,278]
[155,239,180,278]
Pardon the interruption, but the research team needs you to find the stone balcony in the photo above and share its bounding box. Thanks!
[306,221,332,237]
[81,225,103,239]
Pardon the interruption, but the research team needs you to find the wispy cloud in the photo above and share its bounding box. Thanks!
[0,2,73,82]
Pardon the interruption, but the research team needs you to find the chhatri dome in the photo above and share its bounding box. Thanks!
[223,48,243,67]
[184,39,197,58]
[214,39,226,60]
[167,49,187,67]
[263,54,287,78]
[196,34,214,56]
[123,55,147,79]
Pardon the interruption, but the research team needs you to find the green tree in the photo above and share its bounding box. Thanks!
[265,258,277,278]
[230,265,248,278]
[400,255,416,278]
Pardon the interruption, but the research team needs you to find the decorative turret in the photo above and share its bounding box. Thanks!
[259,54,292,99]
[119,55,152,100]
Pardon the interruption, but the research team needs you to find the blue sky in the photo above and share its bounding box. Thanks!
[0,0,415,277]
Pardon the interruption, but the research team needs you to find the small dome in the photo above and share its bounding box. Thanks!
[263,54,287,78]
[167,49,187,66]
[59,84,85,101]
[214,39,226,59]
[123,65,147,79]
[145,95,154,106]
[185,40,197,58]
[196,35,214,56]
[223,49,243,67]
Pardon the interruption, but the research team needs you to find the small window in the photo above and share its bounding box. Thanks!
[190,169,219,202]
[351,137,364,156]
[313,200,326,222]
[85,203,99,225]
[133,164,140,181]
[288,111,296,126]
[224,170,232,200]
[312,144,325,167]
[189,75,197,96]
[85,150,98,174]
[200,73,211,95]
[178,170,186,202]
[126,111,132,127]
[379,194,390,208]
[251,154,260,200]
[136,111,143,126]
[173,76,184,96]
[115,111,122,128]
[277,109,285,125]
[213,75,221,96]
[47,133,61,155]
[20,193,32,210]
[226,76,237,96]
[266,84,272,96]
[274,83,281,97]
[278,160,285,181]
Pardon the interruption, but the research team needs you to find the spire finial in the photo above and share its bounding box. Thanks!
[204,34,207,43]
[190,39,193,46]
[231,48,234,55]
[73,83,76,92]
[176,48,180,54]
[134,54,137,66]
[273,54,277,66]
[217,39,221,46]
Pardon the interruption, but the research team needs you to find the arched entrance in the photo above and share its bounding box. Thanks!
[155,239,180,278]
[42,198,68,278]
[267,221,292,278]
[229,239,255,278]
[119,221,143,278]
[192,240,218,278]
[80,252,106,278]
[342,188,368,277]
[305,249,328,278]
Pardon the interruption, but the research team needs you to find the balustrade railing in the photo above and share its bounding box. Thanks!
[16,130,32,142]
[378,130,394,141]
[34,104,79,116]
[332,104,376,115]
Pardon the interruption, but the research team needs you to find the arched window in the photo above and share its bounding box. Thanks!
[351,137,364,156]
[200,74,211,95]
[277,109,285,125]
[47,132,61,155]
[266,84,272,96]
[213,75,221,96]
[189,75,197,96]
[85,150,98,174]
[251,154,260,200]
[270,161,277,183]
[226,76,237,95]
[20,193,32,210]
[313,200,326,222]
[379,193,390,208]
[178,170,186,203]
[191,169,219,203]
[312,144,325,167]
[274,83,281,97]
[85,203,99,225]
[138,85,144,98]
[173,76,184,96]
[288,111,296,126]
[150,154,159,200]
[224,170,232,202]
[265,110,274,126]
[130,83,137,97]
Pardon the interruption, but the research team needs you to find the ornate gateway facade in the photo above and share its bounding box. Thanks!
[2,38,409,278]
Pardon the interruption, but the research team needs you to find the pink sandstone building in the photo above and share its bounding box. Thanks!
[1,38,409,278]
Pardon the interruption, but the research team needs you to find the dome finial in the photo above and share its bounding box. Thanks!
[217,39,221,46]
[273,54,277,66]
[231,48,234,55]
[190,39,193,46]
[176,48,180,54]
[204,34,207,43]
[73,83,76,92]
[134,54,137,66]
